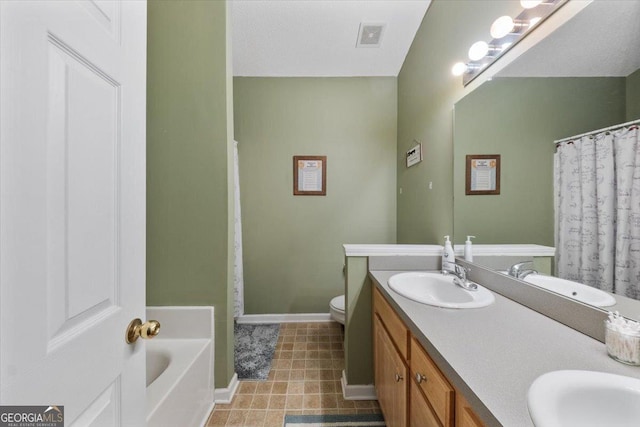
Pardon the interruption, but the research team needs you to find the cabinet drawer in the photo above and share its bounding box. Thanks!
[456,393,485,427]
[410,338,454,427]
[373,287,409,359]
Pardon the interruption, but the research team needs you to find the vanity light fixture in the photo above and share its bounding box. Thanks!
[451,62,467,76]
[451,62,486,77]
[470,42,503,61]
[451,0,566,84]
[468,41,489,61]
[490,16,519,39]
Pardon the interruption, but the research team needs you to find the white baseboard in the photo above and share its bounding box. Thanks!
[341,370,377,401]
[197,401,216,427]
[235,313,332,324]
[214,373,239,404]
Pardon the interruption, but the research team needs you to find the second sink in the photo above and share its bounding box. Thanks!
[388,272,494,309]
[528,370,640,427]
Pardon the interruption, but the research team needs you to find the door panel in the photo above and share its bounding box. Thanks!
[46,32,121,346]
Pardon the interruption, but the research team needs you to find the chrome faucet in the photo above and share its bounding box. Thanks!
[443,264,478,291]
[508,261,538,279]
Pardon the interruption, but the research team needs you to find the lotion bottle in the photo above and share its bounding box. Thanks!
[442,235,455,272]
[464,236,476,262]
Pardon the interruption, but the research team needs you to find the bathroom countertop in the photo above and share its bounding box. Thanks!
[370,270,640,427]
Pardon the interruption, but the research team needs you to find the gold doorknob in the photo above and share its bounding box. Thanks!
[126,318,161,344]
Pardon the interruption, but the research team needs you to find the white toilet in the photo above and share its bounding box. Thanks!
[329,295,345,325]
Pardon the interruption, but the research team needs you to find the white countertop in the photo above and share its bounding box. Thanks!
[370,270,640,427]
[343,244,554,258]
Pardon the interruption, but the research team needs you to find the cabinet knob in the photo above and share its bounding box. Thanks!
[415,373,427,384]
[395,373,404,382]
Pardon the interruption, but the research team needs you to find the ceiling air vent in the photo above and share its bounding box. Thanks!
[356,23,386,48]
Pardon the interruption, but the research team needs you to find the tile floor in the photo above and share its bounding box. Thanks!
[206,322,381,427]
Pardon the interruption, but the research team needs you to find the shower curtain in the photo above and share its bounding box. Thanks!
[233,141,245,317]
[555,125,640,299]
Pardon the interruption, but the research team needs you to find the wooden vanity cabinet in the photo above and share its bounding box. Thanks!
[373,286,485,427]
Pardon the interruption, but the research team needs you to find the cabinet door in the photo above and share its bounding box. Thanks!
[410,379,440,427]
[374,314,408,427]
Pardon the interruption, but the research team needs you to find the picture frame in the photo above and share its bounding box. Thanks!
[465,154,500,195]
[293,155,327,196]
[406,142,423,168]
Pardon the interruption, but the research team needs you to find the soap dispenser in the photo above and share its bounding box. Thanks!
[442,236,455,272]
[464,236,476,262]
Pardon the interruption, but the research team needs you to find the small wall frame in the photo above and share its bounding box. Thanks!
[466,154,500,195]
[293,155,326,196]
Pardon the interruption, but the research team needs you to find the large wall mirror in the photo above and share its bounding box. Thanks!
[453,1,640,319]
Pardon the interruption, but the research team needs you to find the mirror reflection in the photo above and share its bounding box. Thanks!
[453,1,640,316]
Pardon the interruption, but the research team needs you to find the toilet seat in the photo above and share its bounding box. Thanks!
[330,295,345,325]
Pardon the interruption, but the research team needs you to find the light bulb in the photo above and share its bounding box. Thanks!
[451,62,467,76]
[490,16,515,39]
[529,17,541,27]
[468,41,489,61]
[521,0,542,8]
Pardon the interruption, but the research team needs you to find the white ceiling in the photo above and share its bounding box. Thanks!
[498,0,640,78]
[231,0,431,77]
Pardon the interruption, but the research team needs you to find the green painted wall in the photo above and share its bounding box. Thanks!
[397,0,522,244]
[344,257,371,385]
[627,68,640,121]
[453,77,626,245]
[147,0,235,388]
[234,77,397,314]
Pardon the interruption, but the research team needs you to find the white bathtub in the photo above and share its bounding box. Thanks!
[146,307,215,427]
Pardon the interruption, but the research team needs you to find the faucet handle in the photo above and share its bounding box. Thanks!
[508,261,533,277]
[454,264,468,275]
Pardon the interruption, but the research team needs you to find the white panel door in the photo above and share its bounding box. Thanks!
[0,1,147,426]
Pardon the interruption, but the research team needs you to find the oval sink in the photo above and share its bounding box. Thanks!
[528,370,640,427]
[522,274,616,307]
[387,272,494,309]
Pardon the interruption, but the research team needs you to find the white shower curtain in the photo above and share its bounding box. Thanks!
[233,140,245,317]
[555,125,640,298]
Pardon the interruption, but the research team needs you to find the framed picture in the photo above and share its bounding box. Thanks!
[466,154,500,195]
[406,142,423,168]
[293,155,326,196]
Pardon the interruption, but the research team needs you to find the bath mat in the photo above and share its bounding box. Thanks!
[283,413,385,427]
[234,322,280,380]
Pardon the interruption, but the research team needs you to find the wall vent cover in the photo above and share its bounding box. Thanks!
[356,23,386,48]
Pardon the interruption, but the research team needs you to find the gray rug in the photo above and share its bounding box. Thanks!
[234,322,280,380]
[284,413,386,426]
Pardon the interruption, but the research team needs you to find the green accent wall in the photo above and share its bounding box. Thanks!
[344,257,371,385]
[147,0,235,388]
[627,68,640,121]
[453,77,626,245]
[234,77,397,314]
[397,0,523,244]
